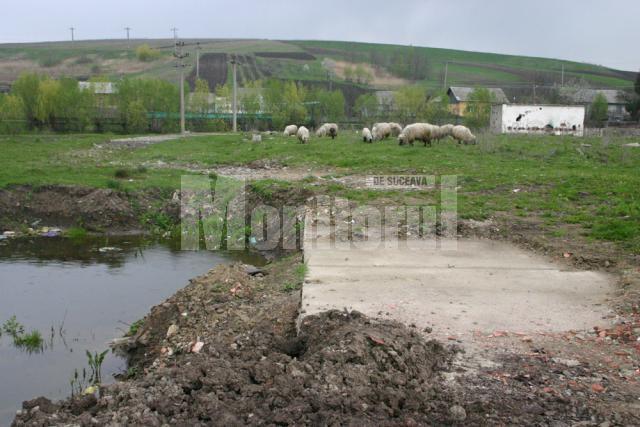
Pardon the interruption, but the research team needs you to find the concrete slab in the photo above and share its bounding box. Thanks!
[300,228,613,342]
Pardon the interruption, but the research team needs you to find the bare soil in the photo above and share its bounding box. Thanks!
[325,59,409,89]
[188,53,228,92]
[0,185,179,232]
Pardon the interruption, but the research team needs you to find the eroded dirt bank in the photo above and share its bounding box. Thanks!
[0,185,180,233]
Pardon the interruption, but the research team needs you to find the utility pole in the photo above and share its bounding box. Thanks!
[69,27,75,42]
[231,56,238,132]
[532,84,536,103]
[174,41,189,134]
[561,64,565,87]
[195,42,201,80]
[171,28,178,53]
[124,27,131,49]
[443,61,449,89]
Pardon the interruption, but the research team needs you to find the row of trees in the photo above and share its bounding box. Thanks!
[0,73,350,134]
[261,79,345,129]
[0,72,181,134]
[3,73,95,133]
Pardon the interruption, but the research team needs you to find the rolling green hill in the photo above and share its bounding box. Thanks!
[0,38,634,94]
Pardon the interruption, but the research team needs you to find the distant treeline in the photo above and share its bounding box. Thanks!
[0,71,541,134]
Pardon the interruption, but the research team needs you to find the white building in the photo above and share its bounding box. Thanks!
[490,104,585,137]
[78,81,116,94]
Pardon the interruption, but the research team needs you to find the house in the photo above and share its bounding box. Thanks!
[490,104,585,136]
[560,88,629,122]
[78,81,116,95]
[188,87,265,114]
[447,86,509,117]
[374,90,395,115]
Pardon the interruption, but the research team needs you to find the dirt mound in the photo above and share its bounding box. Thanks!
[15,314,456,426]
[12,259,461,426]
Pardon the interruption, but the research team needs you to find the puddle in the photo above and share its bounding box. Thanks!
[0,236,262,425]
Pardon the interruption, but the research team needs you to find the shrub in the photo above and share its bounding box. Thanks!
[75,55,93,65]
[106,179,123,190]
[136,44,161,62]
[114,168,131,179]
[125,100,148,133]
[39,55,63,68]
[0,94,26,134]
[465,87,494,129]
[590,93,609,126]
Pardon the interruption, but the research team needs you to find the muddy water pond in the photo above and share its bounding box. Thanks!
[0,236,262,426]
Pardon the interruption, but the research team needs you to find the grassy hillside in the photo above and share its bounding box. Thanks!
[0,38,634,93]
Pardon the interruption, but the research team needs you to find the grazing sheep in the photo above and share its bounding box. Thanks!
[316,123,338,139]
[398,123,439,147]
[283,125,298,137]
[439,124,454,138]
[372,122,392,141]
[451,125,477,144]
[362,127,373,143]
[315,124,329,137]
[297,126,310,144]
[389,122,403,136]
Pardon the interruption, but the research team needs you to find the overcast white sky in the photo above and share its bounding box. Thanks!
[2,0,639,71]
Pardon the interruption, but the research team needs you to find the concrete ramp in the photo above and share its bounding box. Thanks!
[300,219,613,340]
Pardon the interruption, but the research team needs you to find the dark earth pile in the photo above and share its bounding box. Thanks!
[12,259,463,426]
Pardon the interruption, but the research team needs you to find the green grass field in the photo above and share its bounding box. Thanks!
[1,132,639,252]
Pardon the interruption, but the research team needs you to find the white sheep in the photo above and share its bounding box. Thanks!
[316,123,338,139]
[439,124,454,139]
[398,123,439,147]
[283,124,298,137]
[315,124,328,137]
[451,125,476,144]
[372,122,392,140]
[362,127,373,143]
[389,122,403,137]
[297,126,310,144]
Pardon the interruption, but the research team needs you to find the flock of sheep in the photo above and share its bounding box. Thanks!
[284,123,339,144]
[366,122,476,145]
[282,122,476,146]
